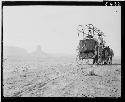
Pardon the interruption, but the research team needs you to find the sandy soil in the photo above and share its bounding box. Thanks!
[3,58,121,97]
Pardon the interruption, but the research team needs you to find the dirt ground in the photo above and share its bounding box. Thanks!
[3,57,121,97]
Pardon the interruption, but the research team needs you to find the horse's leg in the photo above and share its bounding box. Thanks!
[109,57,111,64]
[108,58,110,64]
[93,58,94,64]
[100,57,103,65]
[93,58,95,64]
[96,56,98,65]
[108,56,111,64]
[104,58,107,65]
[110,56,112,64]
[93,54,97,64]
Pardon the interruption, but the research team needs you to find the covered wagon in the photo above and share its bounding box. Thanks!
[76,24,114,65]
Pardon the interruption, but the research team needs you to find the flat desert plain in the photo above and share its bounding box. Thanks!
[3,56,121,97]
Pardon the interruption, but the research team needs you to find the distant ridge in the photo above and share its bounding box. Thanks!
[3,45,73,58]
[3,46,28,57]
[3,45,120,64]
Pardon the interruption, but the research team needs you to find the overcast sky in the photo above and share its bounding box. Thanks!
[3,6,121,57]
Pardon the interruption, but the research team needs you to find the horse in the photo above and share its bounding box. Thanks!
[93,45,114,65]
[101,46,114,64]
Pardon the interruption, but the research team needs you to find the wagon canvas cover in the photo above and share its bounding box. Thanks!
[79,39,98,53]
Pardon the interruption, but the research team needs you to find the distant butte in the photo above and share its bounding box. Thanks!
[30,45,47,57]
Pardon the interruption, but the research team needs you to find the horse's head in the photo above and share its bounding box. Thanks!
[103,46,114,57]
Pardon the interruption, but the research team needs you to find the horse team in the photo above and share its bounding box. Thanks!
[93,45,114,65]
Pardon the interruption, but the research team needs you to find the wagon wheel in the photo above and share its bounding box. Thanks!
[76,55,82,65]
[82,52,91,65]
[86,59,89,64]
[80,59,89,65]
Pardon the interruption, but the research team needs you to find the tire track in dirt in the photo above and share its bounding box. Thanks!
[11,73,71,97]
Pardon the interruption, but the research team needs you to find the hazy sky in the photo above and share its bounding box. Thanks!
[3,6,121,56]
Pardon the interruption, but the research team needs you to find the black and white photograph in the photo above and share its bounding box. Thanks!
[2,1,121,97]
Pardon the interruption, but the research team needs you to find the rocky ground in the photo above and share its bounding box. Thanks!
[3,58,121,97]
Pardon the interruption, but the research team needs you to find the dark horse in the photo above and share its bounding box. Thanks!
[102,46,114,64]
[93,46,114,65]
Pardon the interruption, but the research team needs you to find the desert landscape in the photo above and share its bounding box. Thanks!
[3,46,121,97]
[2,5,121,98]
